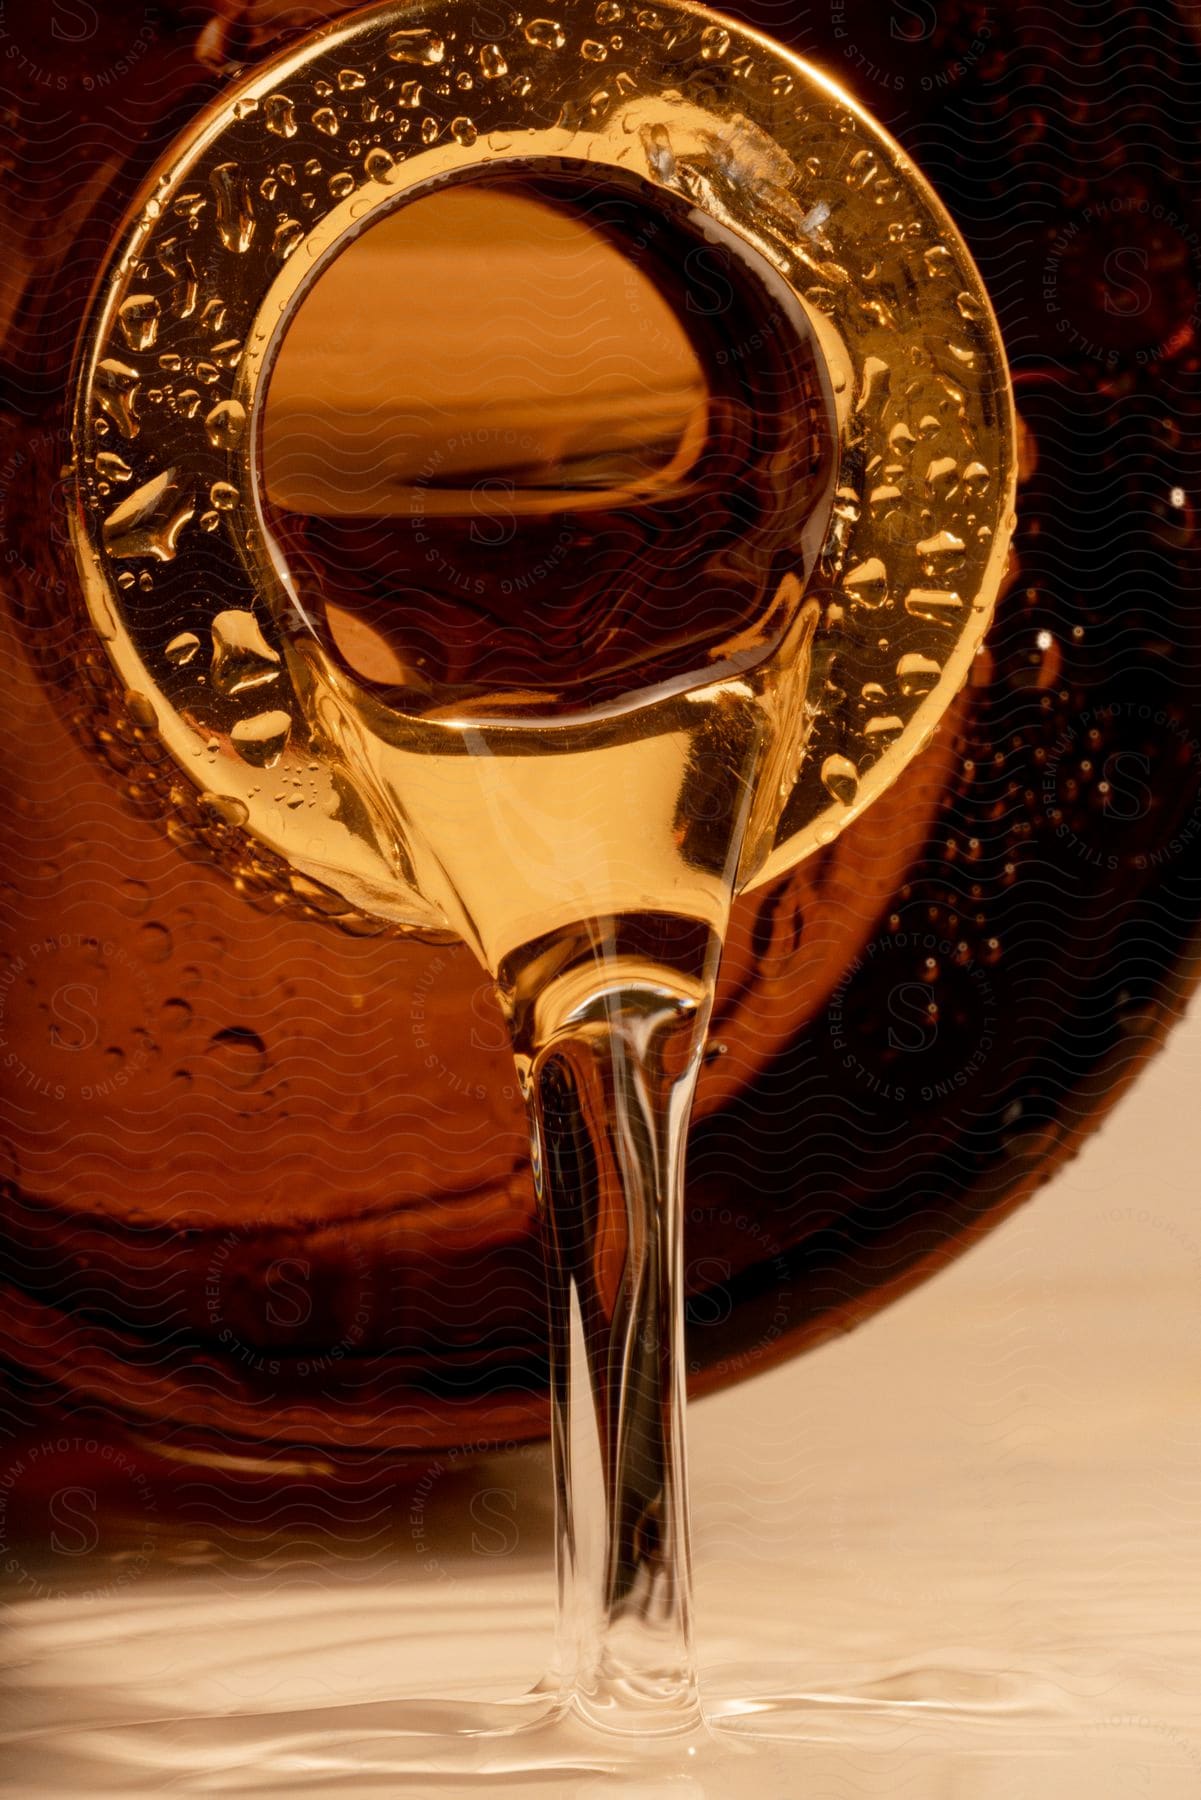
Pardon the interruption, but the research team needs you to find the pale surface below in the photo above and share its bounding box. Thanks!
[2,1004,1199,1795]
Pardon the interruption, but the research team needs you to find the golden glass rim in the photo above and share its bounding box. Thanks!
[70,0,1016,924]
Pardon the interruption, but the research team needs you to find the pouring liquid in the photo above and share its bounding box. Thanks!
[261,170,837,1728]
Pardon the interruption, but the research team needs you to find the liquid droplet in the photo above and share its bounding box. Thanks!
[904,588,964,627]
[842,557,889,607]
[210,162,256,253]
[924,456,958,497]
[117,293,161,353]
[364,147,397,183]
[96,451,132,482]
[479,42,508,77]
[923,243,952,278]
[700,23,730,57]
[847,148,879,189]
[896,651,941,697]
[328,170,356,199]
[231,709,292,767]
[312,106,339,136]
[103,468,194,560]
[956,289,984,323]
[451,115,478,145]
[821,754,860,807]
[200,792,250,827]
[118,877,152,915]
[264,93,298,137]
[272,218,305,261]
[204,399,246,450]
[525,17,566,48]
[138,921,174,964]
[94,360,142,438]
[165,630,201,667]
[916,530,967,573]
[209,480,238,511]
[337,68,365,91]
[161,997,193,1032]
[210,610,282,697]
[205,1025,268,1088]
[387,27,446,64]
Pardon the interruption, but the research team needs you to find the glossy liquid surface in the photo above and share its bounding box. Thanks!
[257,173,838,1715]
[260,175,835,969]
[264,178,833,717]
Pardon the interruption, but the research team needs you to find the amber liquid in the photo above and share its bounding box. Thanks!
[256,168,848,1718]
[256,175,836,969]
[267,174,832,717]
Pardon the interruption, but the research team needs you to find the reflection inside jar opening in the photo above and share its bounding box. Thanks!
[261,169,837,717]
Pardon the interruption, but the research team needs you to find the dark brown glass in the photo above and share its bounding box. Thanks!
[1,0,1200,1465]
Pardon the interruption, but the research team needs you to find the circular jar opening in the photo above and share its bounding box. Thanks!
[261,167,837,717]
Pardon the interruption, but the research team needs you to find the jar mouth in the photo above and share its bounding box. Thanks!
[70,0,1015,922]
[257,163,840,725]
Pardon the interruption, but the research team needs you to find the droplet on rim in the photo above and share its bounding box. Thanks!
[264,93,298,137]
[117,293,161,353]
[916,529,967,569]
[210,610,282,697]
[364,147,397,184]
[165,631,201,667]
[200,791,251,827]
[103,469,195,561]
[387,27,446,64]
[896,651,941,697]
[210,162,257,254]
[904,589,963,627]
[843,557,889,608]
[525,17,566,48]
[94,360,142,438]
[272,218,305,261]
[96,451,133,482]
[231,710,292,767]
[204,399,246,450]
[821,753,860,806]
